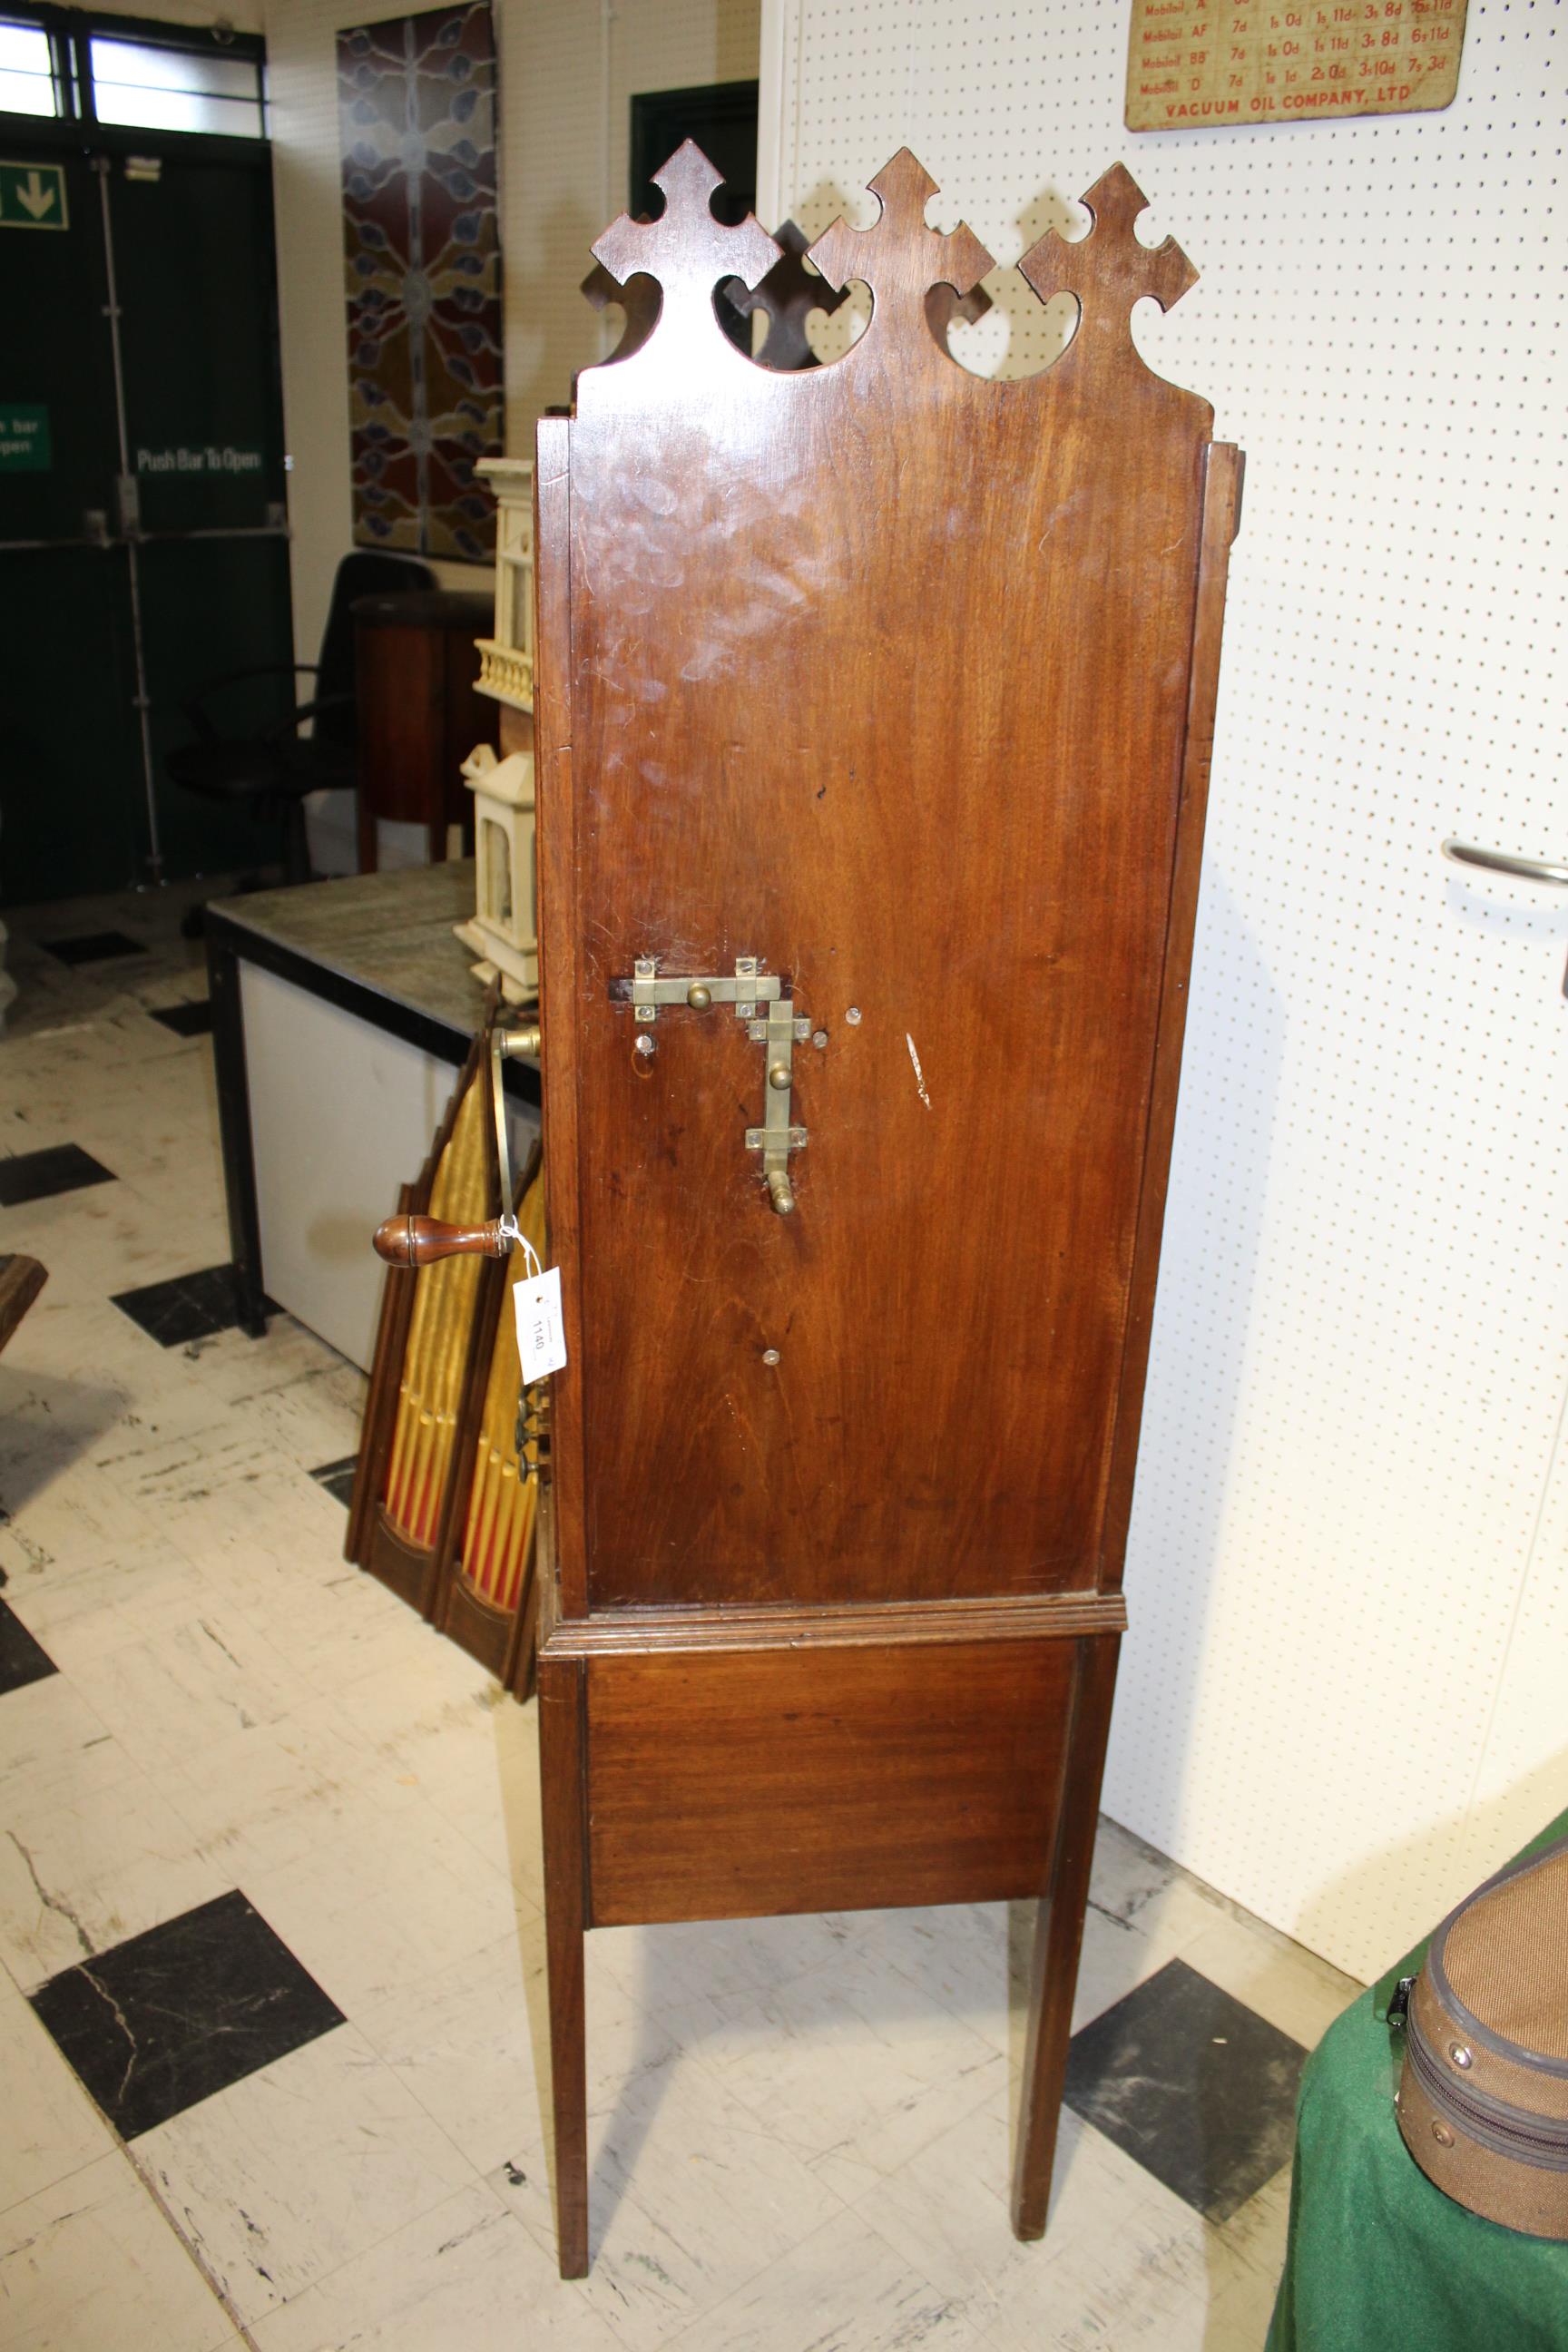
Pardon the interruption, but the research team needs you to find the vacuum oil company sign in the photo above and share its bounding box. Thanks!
[1127,0,1467,128]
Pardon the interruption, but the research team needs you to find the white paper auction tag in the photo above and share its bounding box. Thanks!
[513,1265,567,1382]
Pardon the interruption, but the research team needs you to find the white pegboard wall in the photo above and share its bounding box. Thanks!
[761,0,1567,1979]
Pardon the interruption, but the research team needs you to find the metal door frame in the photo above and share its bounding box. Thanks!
[0,16,288,884]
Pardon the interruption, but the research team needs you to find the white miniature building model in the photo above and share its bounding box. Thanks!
[474,456,534,709]
[454,457,538,1004]
[455,744,537,1000]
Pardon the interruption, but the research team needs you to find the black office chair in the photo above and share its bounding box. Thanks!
[167,550,437,885]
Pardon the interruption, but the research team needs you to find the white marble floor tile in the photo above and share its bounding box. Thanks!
[133,2024,477,2324]
[0,2151,235,2352]
[400,1687,544,1905]
[0,1338,134,1455]
[841,2089,1248,2352]
[243,1787,524,2020]
[693,1940,1005,2205]
[0,1763,228,1989]
[15,1189,204,1307]
[1095,1866,1232,1966]
[90,1415,299,1530]
[163,1475,368,1613]
[0,1381,162,1571]
[575,2041,850,2268]
[1213,2164,1295,2288]
[490,2138,819,2352]
[848,2092,1035,2318]
[657,2203,985,2352]
[59,1603,312,1779]
[354,1935,555,2180]
[224,1562,436,1700]
[4,1543,217,1674]
[187,1336,355,1441]
[849,1901,1018,2056]
[0,1673,125,1818]
[249,2180,622,2352]
[354,1927,701,2190]
[326,1646,511,1771]
[486,2045,856,2348]
[590,1905,860,2014]
[149,1713,418,1883]
[0,1984,116,2211]
[1205,2245,1289,2350]
[988,2111,1273,2352]
[116,1123,228,1215]
[241,1367,367,1481]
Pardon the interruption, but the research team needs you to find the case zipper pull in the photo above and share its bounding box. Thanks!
[1387,1975,1416,2029]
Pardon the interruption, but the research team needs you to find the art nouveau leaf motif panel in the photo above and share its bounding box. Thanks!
[337,0,503,560]
[546,145,1231,1614]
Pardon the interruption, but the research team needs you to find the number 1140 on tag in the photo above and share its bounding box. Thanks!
[514,1266,567,1382]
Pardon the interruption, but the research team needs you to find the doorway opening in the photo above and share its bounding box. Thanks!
[0,8,291,905]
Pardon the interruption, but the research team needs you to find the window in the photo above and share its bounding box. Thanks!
[88,33,263,137]
[0,18,57,114]
[0,15,267,137]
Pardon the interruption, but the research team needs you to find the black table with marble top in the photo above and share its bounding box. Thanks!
[205,863,539,1347]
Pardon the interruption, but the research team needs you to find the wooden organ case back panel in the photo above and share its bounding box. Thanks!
[533,143,1242,2276]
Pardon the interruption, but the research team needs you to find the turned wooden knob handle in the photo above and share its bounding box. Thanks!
[373,1214,509,1267]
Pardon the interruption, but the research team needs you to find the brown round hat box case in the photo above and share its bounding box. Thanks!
[1395,1832,1568,2238]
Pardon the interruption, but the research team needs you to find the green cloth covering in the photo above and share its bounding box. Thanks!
[1267,1807,1568,2352]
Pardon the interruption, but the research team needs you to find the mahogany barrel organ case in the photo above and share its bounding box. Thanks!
[403,141,1241,2274]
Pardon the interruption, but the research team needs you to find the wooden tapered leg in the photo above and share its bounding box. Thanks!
[538,1653,590,2278]
[1013,1632,1122,2239]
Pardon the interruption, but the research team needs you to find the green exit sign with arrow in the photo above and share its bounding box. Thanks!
[0,161,68,232]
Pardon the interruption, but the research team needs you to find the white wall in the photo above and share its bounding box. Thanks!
[760,0,1568,1981]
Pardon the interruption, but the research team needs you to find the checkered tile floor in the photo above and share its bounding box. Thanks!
[0,886,1360,2351]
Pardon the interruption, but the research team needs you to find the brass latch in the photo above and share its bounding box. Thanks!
[626,956,808,1216]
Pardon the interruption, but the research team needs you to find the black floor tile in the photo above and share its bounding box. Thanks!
[1064,1955,1306,2223]
[41,931,148,966]
[111,1263,254,1348]
[0,1598,58,1695]
[150,999,213,1038]
[0,1142,117,1208]
[31,1890,345,2139]
[310,1455,358,1508]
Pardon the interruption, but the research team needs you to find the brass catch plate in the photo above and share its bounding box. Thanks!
[619,954,811,1216]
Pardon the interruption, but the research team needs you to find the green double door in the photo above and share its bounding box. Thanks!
[0,128,292,904]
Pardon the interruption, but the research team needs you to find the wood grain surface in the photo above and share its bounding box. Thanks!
[527,139,1241,2277]
[584,1638,1078,1925]
[541,146,1232,1614]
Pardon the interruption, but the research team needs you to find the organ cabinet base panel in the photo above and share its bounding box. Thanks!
[538,1608,1123,2272]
